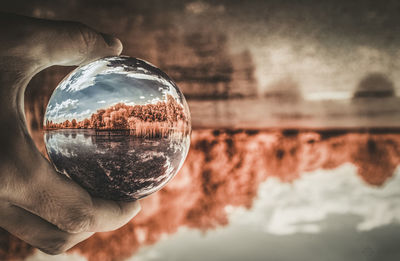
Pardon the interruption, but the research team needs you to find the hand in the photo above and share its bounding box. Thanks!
[0,12,141,255]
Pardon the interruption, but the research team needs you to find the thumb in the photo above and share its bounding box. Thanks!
[36,20,123,68]
[0,13,122,75]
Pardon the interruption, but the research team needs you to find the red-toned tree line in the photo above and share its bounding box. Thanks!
[45,95,187,132]
[4,129,399,261]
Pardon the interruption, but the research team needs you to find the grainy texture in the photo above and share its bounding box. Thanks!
[2,129,399,260]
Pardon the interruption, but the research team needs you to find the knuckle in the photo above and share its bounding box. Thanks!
[69,22,98,55]
[59,205,95,233]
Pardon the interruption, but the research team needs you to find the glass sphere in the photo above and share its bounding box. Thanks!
[44,56,191,201]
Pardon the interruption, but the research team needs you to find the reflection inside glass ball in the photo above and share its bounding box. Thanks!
[44,56,191,201]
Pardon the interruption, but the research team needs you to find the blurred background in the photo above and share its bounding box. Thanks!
[1,0,400,260]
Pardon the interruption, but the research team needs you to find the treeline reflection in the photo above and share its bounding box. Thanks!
[1,128,400,260]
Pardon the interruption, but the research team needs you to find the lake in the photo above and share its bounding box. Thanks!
[44,129,190,200]
[22,127,400,261]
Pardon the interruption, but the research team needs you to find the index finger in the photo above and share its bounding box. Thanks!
[0,14,140,233]
[5,155,140,233]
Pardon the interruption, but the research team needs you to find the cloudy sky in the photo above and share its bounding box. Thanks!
[130,164,400,261]
[26,164,400,261]
[45,57,179,124]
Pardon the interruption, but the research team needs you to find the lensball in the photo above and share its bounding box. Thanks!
[44,56,191,201]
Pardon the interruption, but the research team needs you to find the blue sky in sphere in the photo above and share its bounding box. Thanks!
[45,57,177,124]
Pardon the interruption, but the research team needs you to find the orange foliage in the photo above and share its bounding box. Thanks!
[45,95,187,133]
[2,129,399,260]
[70,129,399,261]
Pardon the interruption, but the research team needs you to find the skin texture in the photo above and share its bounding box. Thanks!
[0,12,141,255]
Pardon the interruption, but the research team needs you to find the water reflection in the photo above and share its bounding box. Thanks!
[69,128,400,261]
[2,128,400,260]
[45,129,189,200]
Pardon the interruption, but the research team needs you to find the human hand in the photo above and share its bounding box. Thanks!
[0,12,140,254]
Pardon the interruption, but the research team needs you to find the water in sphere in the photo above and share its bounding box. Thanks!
[44,56,191,201]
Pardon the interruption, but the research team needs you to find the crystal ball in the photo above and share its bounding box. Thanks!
[44,56,191,201]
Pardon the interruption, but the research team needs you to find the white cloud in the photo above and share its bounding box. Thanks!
[59,59,108,92]
[45,131,95,158]
[58,57,178,100]
[47,57,184,124]
[63,109,91,121]
[125,101,136,106]
[150,97,161,104]
[46,98,79,119]
[47,108,91,123]
[228,164,400,235]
